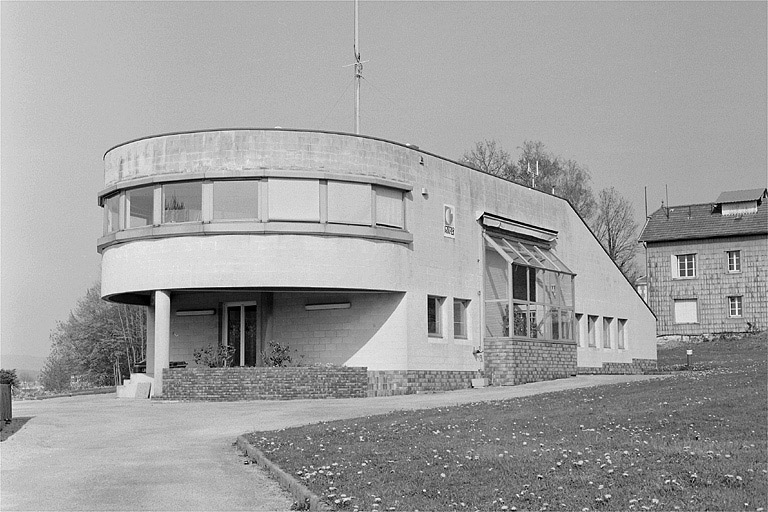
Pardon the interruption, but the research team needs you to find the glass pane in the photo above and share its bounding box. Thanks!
[128,186,154,228]
[560,310,573,340]
[561,275,574,307]
[163,182,202,223]
[548,307,560,340]
[213,180,259,220]
[328,181,372,225]
[227,306,241,367]
[243,305,259,366]
[512,264,528,301]
[485,301,507,337]
[453,300,467,337]
[485,249,508,300]
[427,296,440,335]
[375,187,404,228]
[103,194,120,234]
[268,178,320,222]
[530,305,545,339]
[513,303,528,337]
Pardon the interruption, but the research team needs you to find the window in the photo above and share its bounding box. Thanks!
[575,314,584,347]
[727,250,741,273]
[213,180,259,220]
[103,193,120,235]
[427,296,444,336]
[328,181,372,225]
[588,315,597,347]
[163,182,202,223]
[127,186,154,228]
[375,187,404,228]
[268,178,320,222]
[675,254,696,278]
[453,299,469,338]
[728,296,743,317]
[617,319,627,349]
[603,317,613,348]
[483,233,575,341]
[674,299,698,324]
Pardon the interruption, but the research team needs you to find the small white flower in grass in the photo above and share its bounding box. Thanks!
[440,473,446,478]
[651,498,659,504]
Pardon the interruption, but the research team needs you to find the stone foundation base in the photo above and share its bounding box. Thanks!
[162,366,368,401]
[484,338,577,386]
[577,358,658,375]
[367,370,476,397]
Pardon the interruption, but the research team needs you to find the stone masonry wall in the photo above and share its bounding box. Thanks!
[161,366,368,401]
[577,358,658,375]
[484,338,577,386]
[367,370,476,397]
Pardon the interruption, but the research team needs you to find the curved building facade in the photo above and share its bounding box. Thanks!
[98,129,656,397]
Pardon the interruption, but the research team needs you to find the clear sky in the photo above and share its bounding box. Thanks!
[1,1,766,364]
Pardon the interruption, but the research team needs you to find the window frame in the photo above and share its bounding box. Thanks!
[162,181,203,224]
[675,253,697,279]
[617,318,627,349]
[587,315,597,347]
[673,298,699,324]
[453,298,470,339]
[728,296,743,318]
[727,250,741,273]
[427,295,445,337]
[603,317,613,349]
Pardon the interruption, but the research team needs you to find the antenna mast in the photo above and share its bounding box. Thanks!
[354,0,362,134]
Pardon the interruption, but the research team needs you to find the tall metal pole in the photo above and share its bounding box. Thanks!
[354,0,362,134]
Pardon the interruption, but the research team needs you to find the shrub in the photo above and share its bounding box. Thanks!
[193,344,236,368]
[262,340,302,367]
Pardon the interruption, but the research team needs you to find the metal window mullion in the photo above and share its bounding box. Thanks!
[501,239,532,266]
[240,306,245,366]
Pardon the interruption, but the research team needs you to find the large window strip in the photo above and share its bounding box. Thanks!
[102,178,408,236]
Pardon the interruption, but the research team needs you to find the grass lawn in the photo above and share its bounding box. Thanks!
[247,332,767,511]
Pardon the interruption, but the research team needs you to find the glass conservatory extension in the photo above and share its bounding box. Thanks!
[484,232,575,341]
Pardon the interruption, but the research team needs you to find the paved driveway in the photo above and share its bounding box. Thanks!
[1,375,663,511]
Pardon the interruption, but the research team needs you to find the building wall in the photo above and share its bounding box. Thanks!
[272,292,408,370]
[646,235,768,335]
[101,129,656,376]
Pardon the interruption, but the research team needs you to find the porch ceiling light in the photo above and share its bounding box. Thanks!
[175,309,216,316]
[305,302,351,311]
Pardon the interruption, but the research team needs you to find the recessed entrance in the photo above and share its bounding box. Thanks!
[223,302,260,366]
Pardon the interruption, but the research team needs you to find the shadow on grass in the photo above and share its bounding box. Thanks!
[0,417,33,442]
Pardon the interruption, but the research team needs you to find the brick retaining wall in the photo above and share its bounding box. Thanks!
[161,366,368,401]
[577,358,658,375]
[484,338,577,386]
[367,370,476,397]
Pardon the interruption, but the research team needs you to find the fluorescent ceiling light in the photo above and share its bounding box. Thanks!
[176,309,215,316]
[305,303,351,311]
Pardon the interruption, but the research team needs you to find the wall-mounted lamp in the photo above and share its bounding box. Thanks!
[176,309,216,316]
[305,302,351,311]
[421,187,429,197]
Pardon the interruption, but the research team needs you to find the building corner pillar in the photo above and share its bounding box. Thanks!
[152,290,171,397]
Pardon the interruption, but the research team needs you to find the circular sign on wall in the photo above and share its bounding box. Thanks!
[444,204,455,238]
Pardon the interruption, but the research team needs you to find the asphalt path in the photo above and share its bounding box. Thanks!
[0,374,665,511]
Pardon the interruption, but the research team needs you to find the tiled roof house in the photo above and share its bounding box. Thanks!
[639,188,768,336]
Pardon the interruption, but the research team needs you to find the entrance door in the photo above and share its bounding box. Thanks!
[224,302,260,366]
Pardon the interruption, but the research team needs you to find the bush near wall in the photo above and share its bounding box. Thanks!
[162,366,369,401]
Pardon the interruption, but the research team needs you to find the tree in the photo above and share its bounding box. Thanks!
[591,187,641,282]
[556,159,596,221]
[39,282,146,391]
[460,139,512,177]
[463,139,597,220]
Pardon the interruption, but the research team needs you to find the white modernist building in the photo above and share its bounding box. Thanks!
[98,129,657,398]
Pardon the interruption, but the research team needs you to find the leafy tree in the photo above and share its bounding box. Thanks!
[39,282,146,391]
[0,369,19,390]
[592,187,641,282]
